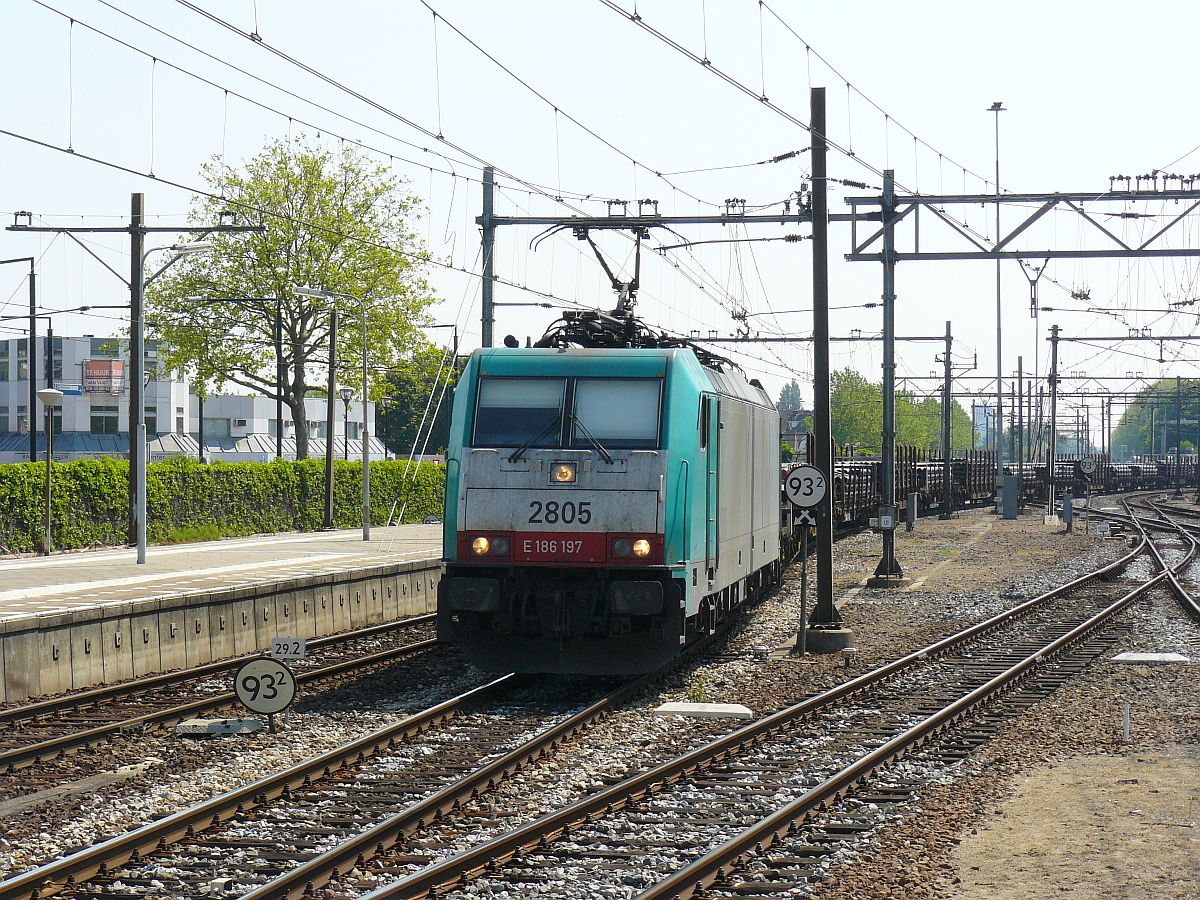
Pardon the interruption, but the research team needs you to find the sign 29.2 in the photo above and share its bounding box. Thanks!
[528,499,591,525]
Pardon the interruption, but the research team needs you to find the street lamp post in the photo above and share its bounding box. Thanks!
[37,387,63,555]
[339,386,353,461]
[295,286,371,541]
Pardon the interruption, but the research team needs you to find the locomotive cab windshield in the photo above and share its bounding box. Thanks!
[472,375,662,452]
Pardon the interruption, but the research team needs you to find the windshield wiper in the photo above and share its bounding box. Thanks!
[572,413,614,465]
[507,419,560,463]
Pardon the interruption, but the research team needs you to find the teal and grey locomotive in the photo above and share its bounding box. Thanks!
[437,326,781,674]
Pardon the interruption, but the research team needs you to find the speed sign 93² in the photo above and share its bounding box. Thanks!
[784,464,827,508]
[234,657,296,716]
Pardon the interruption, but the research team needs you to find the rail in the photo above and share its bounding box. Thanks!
[0,675,515,900]
[0,629,437,772]
[641,516,1195,898]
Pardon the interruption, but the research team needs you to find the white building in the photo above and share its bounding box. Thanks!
[189,394,382,463]
[0,334,383,463]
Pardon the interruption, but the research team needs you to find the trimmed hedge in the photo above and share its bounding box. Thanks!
[0,456,445,553]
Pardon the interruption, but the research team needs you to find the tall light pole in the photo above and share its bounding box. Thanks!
[295,286,371,541]
[989,101,1006,500]
[37,387,63,555]
[339,386,353,461]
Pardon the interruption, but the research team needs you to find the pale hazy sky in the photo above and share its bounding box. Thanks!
[3,0,1199,438]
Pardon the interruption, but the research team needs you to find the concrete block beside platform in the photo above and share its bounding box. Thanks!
[157,604,188,671]
[654,701,755,719]
[130,608,162,678]
[1110,652,1191,665]
[101,609,135,685]
[175,718,264,737]
[69,620,104,689]
[184,603,213,669]
[276,590,308,639]
[252,591,280,649]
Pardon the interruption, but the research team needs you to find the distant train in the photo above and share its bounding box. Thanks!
[437,311,1193,676]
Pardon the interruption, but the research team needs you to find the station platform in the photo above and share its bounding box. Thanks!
[0,526,444,701]
[0,525,441,620]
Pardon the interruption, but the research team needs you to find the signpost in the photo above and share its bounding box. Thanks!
[234,657,296,733]
[785,465,827,657]
[1079,458,1096,533]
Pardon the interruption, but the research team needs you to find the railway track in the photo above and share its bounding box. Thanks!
[272,532,1152,897]
[341,529,1174,900]
[0,617,740,900]
[0,615,437,783]
[5,499,1188,900]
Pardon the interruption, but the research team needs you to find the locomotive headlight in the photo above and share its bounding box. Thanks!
[612,538,632,558]
[632,538,651,558]
[552,463,576,484]
[491,536,510,556]
[471,536,490,556]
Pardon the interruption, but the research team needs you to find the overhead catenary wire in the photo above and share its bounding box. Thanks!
[412,0,740,208]
[35,0,819,351]
[0,124,598,314]
[76,0,623,205]
[169,0,679,217]
[167,0,789,335]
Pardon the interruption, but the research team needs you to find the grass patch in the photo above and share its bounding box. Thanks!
[162,523,223,544]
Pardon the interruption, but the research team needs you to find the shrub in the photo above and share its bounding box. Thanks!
[0,457,445,553]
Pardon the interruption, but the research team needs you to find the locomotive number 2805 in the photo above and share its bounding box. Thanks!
[528,500,592,525]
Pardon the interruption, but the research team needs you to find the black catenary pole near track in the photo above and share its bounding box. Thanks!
[1176,374,1183,497]
[940,320,953,520]
[129,193,145,545]
[805,87,850,650]
[1047,324,1060,518]
[869,169,904,585]
[1017,356,1024,507]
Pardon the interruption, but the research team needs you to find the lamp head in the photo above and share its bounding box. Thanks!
[338,386,354,403]
[170,241,215,255]
[293,286,331,299]
[37,388,64,407]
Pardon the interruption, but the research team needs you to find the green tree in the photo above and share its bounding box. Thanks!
[830,368,881,451]
[380,346,464,456]
[147,137,436,459]
[1111,378,1200,459]
[826,368,972,454]
[777,379,803,411]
